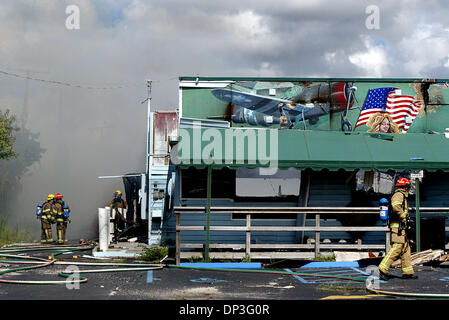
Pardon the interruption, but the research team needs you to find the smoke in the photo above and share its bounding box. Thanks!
[1,0,449,240]
[0,77,148,239]
[0,1,167,240]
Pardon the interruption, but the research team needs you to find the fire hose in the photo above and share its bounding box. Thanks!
[2,244,449,298]
[0,243,163,285]
[166,264,449,299]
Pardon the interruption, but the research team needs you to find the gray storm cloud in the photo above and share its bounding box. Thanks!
[0,0,449,239]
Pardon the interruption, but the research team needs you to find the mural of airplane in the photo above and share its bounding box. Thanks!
[211,82,357,130]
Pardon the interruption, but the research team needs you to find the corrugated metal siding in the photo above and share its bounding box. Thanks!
[162,170,449,248]
[419,172,449,242]
[163,170,376,246]
[303,171,353,243]
[153,111,178,166]
[150,111,178,244]
[173,199,301,245]
[421,172,449,207]
[149,166,170,219]
[161,169,179,246]
[307,171,352,207]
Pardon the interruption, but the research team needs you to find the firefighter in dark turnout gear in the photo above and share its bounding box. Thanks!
[40,194,56,243]
[378,177,418,280]
[108,190,127,241]
[108,190,127,211]
[54,193,70,244]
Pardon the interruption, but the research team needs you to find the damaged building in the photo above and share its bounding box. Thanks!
[101,77,449,263]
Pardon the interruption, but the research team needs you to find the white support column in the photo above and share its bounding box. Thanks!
[145,81,153,245]
[139,173,147,220]
[106,206,112,244]
[98,208,109,251]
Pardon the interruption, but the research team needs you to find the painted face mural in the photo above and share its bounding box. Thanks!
[379,118,390,133]
[366,112,400,134]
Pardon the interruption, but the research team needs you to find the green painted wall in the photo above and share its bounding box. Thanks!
[181,88,229,119]
[180,78,449,134]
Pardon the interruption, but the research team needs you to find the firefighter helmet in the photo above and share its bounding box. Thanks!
[395,177,411,188]
[55,193,63,199]
[47,194,55,201]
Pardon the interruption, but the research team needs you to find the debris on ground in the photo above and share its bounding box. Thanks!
[79,239,88,245]
[391,249,443,267]
[335,251,371,261]
[439,252,449,262]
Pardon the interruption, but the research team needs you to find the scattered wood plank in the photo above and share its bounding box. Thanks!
[391,249,443,267]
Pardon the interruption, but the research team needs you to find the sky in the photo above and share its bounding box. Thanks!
[1,0,449,239]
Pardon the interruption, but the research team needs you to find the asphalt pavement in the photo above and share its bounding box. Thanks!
[1,243,449,317]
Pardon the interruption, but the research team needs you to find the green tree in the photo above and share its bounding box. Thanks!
[0,108,45,222]
[0,124,45,206]
[0,109,18,160]
[0,109,42,243]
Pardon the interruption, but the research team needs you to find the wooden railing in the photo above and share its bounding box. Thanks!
[174,206,449,264]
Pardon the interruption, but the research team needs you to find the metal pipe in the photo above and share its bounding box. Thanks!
[415,179,421,252]
[105,206,112,245]
[98,174,142,179]
[145,80,152,239]
[205,165,212,262]
[174,206,449,214]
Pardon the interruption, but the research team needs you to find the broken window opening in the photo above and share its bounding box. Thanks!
[180,167,235,199]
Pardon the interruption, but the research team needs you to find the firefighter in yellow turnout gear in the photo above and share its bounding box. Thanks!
[40,194,56,243]
[54,193,70,244]
[378,177,418,280]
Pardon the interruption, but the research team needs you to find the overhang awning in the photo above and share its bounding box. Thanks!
[171,127,449,172]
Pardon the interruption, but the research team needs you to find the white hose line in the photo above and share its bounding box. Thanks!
[55,261,164,267]
[2,260,164,267]
[366,278,449,298]
[0,279,87,285]
[71,266,163,273]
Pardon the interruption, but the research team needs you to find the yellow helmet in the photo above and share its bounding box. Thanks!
[48,194,55,201]
[115,190,122,195]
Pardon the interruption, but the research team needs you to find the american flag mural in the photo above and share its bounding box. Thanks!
[355,87,422,132]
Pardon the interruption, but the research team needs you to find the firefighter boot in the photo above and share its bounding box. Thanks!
[63,222,68,242]
[45,228,54,243]
[379,270,390,281]
[402,274,418,279]
[57,229,64,244]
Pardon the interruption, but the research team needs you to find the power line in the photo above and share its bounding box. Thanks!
[0,69,139,89]
[0,69,178,90]
[6,68,50,128]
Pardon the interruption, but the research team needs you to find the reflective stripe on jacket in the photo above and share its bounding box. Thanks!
[390,190,408,222]
[42,202,56,220]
